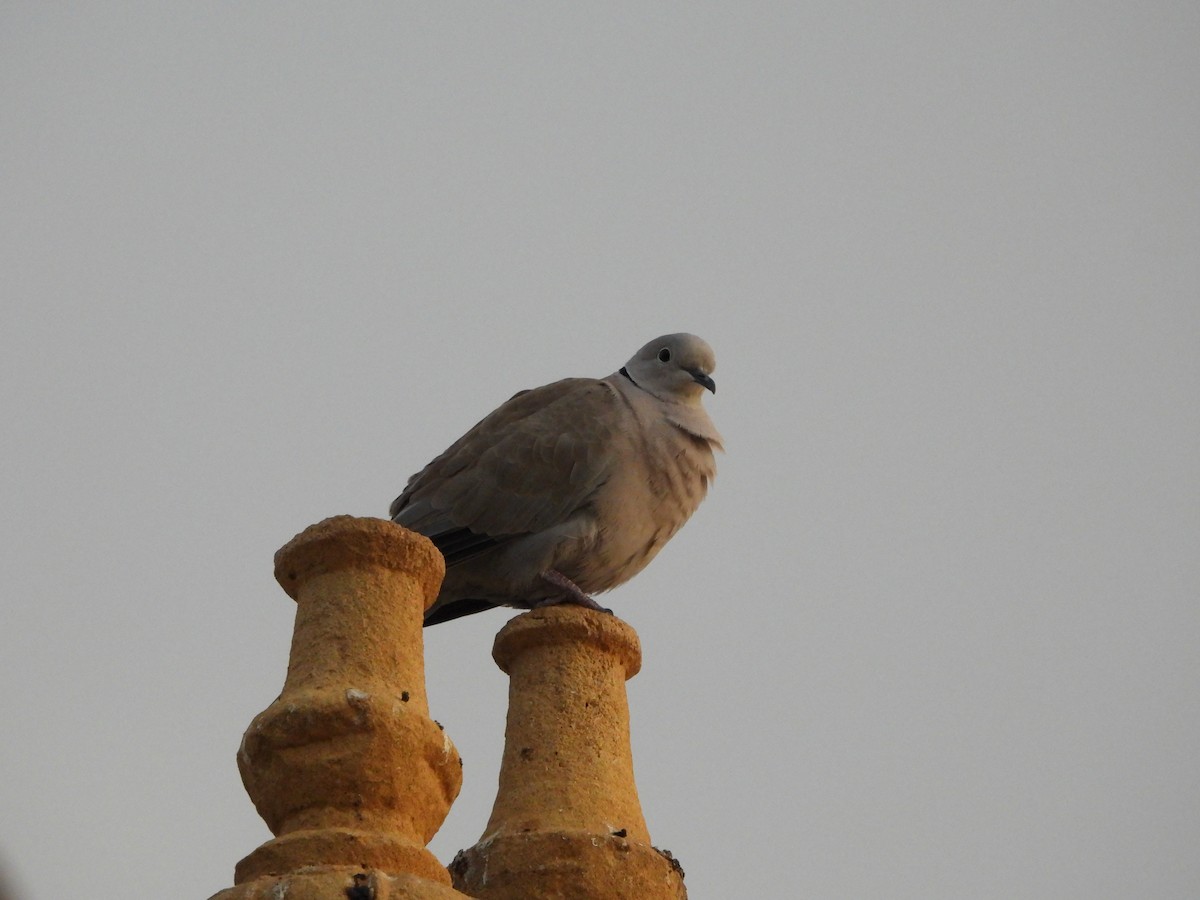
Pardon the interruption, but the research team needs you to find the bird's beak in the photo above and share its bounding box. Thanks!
[688,370,716,394]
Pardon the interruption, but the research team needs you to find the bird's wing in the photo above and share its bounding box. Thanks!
[390,378,624,551]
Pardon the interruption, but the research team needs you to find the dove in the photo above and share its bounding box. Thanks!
[390,333,723,626]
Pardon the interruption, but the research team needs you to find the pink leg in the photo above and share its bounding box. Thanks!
[536,569,612,613]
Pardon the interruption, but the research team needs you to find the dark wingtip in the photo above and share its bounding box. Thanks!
[423,598,499,627]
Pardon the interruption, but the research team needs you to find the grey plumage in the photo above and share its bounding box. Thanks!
[390,333,723,626]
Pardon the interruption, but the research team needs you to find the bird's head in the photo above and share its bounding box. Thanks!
[622,333,716,404]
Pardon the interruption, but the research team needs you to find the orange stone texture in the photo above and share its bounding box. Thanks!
[209,516,471,899]
[449,607,687,899]
[210,516,688,899]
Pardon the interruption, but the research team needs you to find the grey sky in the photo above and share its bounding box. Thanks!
[2,4,1197,898]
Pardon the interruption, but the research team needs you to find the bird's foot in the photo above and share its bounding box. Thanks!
[535,569,613,614]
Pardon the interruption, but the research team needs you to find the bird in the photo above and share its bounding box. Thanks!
[390,333,723,626]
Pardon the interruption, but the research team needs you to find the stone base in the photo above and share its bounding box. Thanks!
[450,830,687,899]
[209,865,470,900]
[234,827,452,885]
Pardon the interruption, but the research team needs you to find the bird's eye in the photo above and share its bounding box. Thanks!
[657,347,671,362]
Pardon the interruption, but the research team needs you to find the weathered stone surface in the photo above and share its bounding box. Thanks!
[452,606,687,899]
[212,518,689,900]
[209,866,470,900]
[211,517,469,898]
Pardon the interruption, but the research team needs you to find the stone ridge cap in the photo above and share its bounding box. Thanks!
[273,515,445,601]
[492,606,642,678]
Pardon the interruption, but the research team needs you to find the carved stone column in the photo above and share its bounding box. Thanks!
[209,516,471,899]
[450,606,687,899]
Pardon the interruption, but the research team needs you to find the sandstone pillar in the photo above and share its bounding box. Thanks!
[209,516,471,900]
[449,606,687,899]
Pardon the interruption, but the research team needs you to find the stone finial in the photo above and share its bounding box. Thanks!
[209,516,471,899]
[449,606,688,899]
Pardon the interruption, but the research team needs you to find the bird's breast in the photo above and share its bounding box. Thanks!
[566,421,717,593]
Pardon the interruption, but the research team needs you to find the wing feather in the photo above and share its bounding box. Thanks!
[391,378,622,546]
